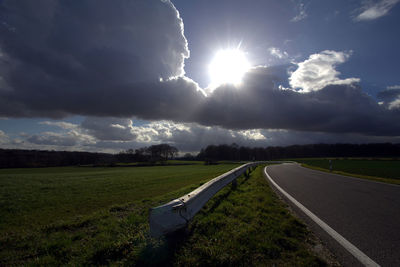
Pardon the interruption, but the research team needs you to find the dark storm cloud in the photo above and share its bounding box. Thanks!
[0,0,399,137]
[194,66,400,136]
[0,0,191,117]
[0,75,205,120]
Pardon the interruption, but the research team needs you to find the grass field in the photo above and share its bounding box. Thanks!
[0,164,239,233]
[294,158,400,184]
[0,163,326,265]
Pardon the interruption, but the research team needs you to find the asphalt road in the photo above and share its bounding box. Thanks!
[265,163,400,266]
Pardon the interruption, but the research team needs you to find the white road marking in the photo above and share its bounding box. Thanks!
[264,167,380,267]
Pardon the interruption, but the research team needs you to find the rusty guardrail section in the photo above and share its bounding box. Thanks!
[149,161,270,237]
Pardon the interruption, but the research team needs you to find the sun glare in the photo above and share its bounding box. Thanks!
[209,49,250,86]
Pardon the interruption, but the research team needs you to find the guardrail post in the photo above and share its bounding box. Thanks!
[232,178,238,189]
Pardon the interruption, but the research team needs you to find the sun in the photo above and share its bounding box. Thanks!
[209,49,250,86]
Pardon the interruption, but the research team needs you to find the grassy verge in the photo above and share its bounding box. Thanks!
[294,159,400,185]
[0,164,327,265]
[173,166,326,266]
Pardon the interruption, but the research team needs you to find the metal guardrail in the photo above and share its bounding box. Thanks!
[149,161,269,237]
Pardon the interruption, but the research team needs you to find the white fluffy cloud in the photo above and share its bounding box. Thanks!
[289,50,360,92]
[355,0,399,21]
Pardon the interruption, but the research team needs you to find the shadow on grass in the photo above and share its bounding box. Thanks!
[135,227,192,266]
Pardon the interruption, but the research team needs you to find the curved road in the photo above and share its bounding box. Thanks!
[265,163,400,266]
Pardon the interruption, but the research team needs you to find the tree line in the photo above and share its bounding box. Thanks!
[196,143,400,161]
[0,144,179,168]
[116,144,178,163]
[0,149,114,168]
[0,143,399,168]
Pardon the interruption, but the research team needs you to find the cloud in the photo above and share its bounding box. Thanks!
[39,121,78,130]
[2,118,399,153]
[388,98,400,109]
[0,73,205,120]
[27,121,96,148]
[3,62,399,140]
[193,66,399,136]
[130,121,269,152]
[289,50,360,92]
[258,129,400,146]
[378,87,400,101]
[81,117,137,141]
[0,1,399,142]
[27,132,80,147]
[355,0,399,21]
[0,0,194,118]
[29,119,271,152]
[269,47,289,59]
[387,85,400,90]
[240,130,267,141]
[0,130,10,144]
[377,87,400,110]
[0,119,270,153]
[121,120,400,152]
[291,1,308,22]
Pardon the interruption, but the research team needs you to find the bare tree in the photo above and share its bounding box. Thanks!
[147,144,179,161]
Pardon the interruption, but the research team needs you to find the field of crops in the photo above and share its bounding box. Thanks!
[295,158,400,182]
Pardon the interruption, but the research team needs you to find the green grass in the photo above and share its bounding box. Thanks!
[0,181,204,266]
[173,166,325,266]
[0,164,238,234]
[0,164,325,266]
[294,158,400,185]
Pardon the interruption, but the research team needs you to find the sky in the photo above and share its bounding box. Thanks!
[0,0,399,154]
